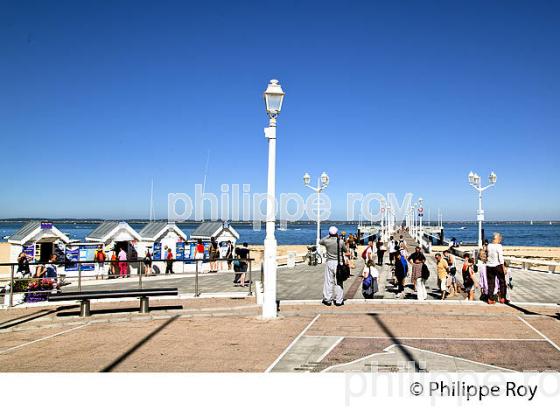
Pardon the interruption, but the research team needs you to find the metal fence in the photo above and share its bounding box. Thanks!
[0,257,254,308]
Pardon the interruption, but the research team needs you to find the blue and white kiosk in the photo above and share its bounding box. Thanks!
[8,221,71,265]
[138,222,188,272]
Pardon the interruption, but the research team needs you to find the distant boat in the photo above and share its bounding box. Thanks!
[530,220,533,225]
[2,235,9,240]
[550,221,553,225]
[459,226,466,230]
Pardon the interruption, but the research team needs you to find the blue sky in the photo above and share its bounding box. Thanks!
[1,0,559,221]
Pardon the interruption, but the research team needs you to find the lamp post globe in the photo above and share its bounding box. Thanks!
[303,172,311,186]
[263,79,285,118]
[320,171,329,187]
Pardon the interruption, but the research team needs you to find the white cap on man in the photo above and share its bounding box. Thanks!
[329,226,338,235]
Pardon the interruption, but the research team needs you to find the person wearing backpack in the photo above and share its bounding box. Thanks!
[361,241,374,264]
[361,260,379,299]
[394,251,408,298]
[94,246,107,279]
[319,226,348,307]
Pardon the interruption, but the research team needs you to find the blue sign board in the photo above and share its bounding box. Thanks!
[65,248,79,271]
[176,242,185,260]
[153,242,162,260]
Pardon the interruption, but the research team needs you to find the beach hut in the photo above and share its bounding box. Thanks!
[189,221,239,245]
[85,221,141,258]
[8,221,71,264]
[138,222,188,261]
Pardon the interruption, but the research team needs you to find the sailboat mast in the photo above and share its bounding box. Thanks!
[201,150,210,222]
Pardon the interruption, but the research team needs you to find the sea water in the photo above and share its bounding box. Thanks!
[0,222,558,247]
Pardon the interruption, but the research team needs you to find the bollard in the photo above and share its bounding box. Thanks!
[139,296,149,314]
[79,299,91,317]
[8,265,14,307]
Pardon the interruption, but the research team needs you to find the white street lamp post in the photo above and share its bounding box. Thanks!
[386,205,392,235]
[304,172,329,249]
[468,171,497,249]
[418,197,424,240]
[262,79,285,320]
[412,203,417,240]
[380,201,385,240]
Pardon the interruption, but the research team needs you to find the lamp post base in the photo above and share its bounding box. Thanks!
[262,237,278,319]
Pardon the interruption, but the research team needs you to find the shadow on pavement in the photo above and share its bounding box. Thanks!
[367,313,422,371]
[101,315,180,372]
[0,305,78,330]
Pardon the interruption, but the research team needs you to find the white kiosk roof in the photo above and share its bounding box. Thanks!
[139,222,187,242]
[86,221,141,243]
[190,221,239,241]
[7,221,70,245]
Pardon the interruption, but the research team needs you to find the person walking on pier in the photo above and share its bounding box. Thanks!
[408,246,426,264]
[320,226,348,307]
[486,233,508,304]
[462,257,477,301]
[376,237,386,266]
[362,240,374,264]
[394,251,408,298]
[435,253,449,300]
[410,251,428,300]
[388,236,398,265]
[443,250,457,297]
[362,260,379,299]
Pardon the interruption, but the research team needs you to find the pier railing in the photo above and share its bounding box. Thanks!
[0,257,255,308]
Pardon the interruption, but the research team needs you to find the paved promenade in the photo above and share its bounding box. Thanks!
[0,298,559,372]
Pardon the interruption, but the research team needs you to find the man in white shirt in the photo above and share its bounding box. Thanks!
[486,233,507,304]
[388,236,397,265]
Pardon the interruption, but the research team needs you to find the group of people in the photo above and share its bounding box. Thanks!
[321,226,511,305]
[93,246,130,279]
[93,238,251,287]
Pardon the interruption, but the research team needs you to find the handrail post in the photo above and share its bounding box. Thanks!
[195,259,199,297]
[9,265,14,307]
[138,261,142,289]
[78,261,82,292]
[248,259,253,296]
